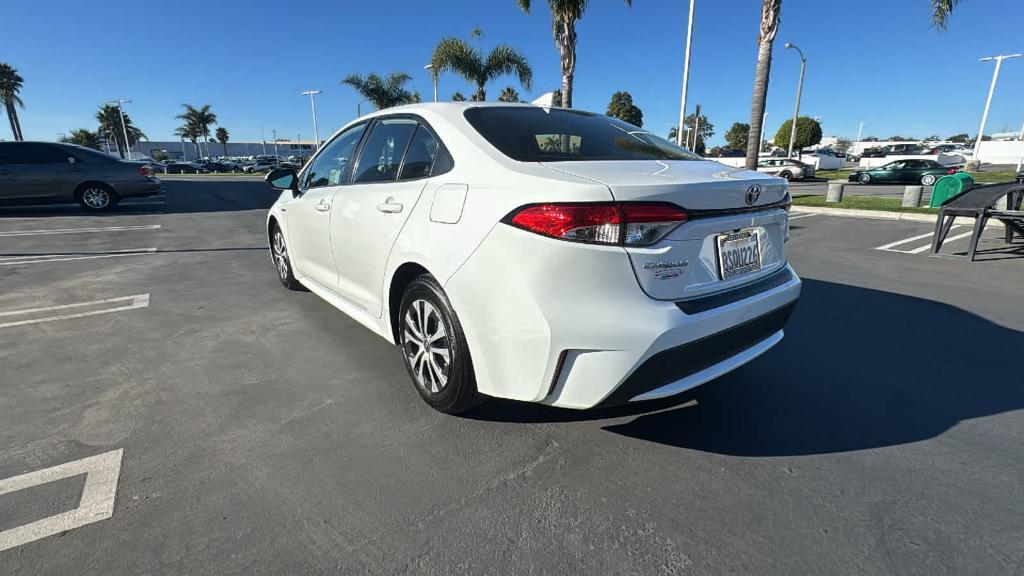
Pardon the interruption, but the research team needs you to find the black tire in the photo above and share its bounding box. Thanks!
[399,275,480,414]
[76,183,119,211]
[858,173,871,184]
[270,224,304,291]
[779,171,793,181]
[921,174,937,186]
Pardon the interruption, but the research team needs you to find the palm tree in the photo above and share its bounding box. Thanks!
[430,37,532,102]
[498,86,520,102]
[452,92,467,101]
[215,127,229,156]
[174,124,201,159]
[742,0,781,170]
[177,104,217,158]
[60,129,101,149]
[96,104,145,159]
[932,0,961,28]
[341,73,420,111]
[516,0,631,109]
[0,63,25,141]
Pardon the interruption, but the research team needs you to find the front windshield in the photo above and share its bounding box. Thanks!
[464,106,703,162]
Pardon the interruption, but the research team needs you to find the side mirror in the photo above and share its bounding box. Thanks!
[266,168,299,196]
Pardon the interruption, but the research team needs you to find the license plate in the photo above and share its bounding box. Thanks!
[716,230,762,280]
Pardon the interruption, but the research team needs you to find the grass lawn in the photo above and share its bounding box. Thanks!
[792,194,938,214]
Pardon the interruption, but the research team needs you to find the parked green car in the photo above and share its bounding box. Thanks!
[848,159,958,185]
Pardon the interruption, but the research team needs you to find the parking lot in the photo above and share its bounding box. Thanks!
[2,176,1022,574]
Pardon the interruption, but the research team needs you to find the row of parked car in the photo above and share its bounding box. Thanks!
[146,155,305,174]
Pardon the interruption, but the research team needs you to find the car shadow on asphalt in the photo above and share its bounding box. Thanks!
[468,278,1024,456]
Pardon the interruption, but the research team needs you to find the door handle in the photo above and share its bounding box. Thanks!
[315,201,331,212]
[377,197,403,213]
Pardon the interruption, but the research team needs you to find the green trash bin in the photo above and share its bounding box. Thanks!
[929,173,974,208]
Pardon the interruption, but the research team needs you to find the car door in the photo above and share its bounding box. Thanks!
[1,143,80,200]
[280,122,367,292]
[899,160,925,183]
[875,161,903,182]
[331,118,448,317]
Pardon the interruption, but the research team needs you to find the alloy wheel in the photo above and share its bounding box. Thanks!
[272,230,290,280]
[82,188,111,209]
[403,299,452,394]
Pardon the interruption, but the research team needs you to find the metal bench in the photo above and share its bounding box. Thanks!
[931,181,1024,261]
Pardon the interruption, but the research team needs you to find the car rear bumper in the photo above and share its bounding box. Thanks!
[445,224,802,409]
[115,178,162,198]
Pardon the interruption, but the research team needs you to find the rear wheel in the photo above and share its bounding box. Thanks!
[858,173,871,184]
[921,174,937,186]
[399,275,480,414]
[779,171,793,181]
[77,184,118,211]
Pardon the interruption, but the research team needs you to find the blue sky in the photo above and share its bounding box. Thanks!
[3,0,1023,146]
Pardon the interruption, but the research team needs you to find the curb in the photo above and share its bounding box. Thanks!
[791,206,937,223]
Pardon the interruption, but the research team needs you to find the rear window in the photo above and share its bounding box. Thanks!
[464,107,702,162]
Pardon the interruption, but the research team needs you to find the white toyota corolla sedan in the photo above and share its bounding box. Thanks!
[264,102,801,414]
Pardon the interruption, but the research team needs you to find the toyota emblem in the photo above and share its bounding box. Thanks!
[745,185,761,205]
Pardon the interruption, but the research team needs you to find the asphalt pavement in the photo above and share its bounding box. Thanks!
[1,176,1022,575]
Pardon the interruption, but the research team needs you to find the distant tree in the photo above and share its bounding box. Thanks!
[551,89,562,107]
[430,36,532,101]
[923,134,940,141]
[667,126,678,142]
[177,104,217,157]
[834,137,852,154]
[886,135,912,142]
[683,105,714,154]
[151,149,168,161]
[341,72,421,110]
[451,92,467,101]
[862,135,879,142]
[707,146,729,157]
[60,129,101,150]
[174,124,201,159]
[724,122,750,150]
[948,133,970,143]
[605,91,643,127]
[96,104,145,159]
[498,86,520,102]
[773,116,822,151]
[215,127,229,155]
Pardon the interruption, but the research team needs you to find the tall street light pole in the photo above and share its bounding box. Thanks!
[301,90,322,149]
[425,64,438,102]
[759,112,768,154]
[676,0,696,147]
[784,43,806,159]
[272,129,279,158]
[107,99,133,160]
[973,53,1021,166]
[855,121,864,154]
[357,99,368,117]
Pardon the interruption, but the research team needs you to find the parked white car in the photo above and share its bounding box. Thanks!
[756,158,815,181]
[264,103,801,414]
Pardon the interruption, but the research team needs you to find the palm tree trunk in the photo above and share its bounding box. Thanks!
[475,84,486,101]
[558,21,577,108]
[5,103,17,141]
[192,140,200,159]
[223,141,228,156]
[745,0,782,170]
[12,108,23,141]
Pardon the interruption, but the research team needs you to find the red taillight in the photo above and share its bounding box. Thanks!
[948,169,956,174]
[506,203,687,246]
[138,165,152,177]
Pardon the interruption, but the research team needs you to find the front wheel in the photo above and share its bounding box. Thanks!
[78,184,118,211]
[858,173,872,184]
[399,275,480,414]
[921,174,937,186]
[779,171,793,181]
[270,225,304,290]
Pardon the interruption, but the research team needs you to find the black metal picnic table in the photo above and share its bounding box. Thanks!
[931,180,1024,261]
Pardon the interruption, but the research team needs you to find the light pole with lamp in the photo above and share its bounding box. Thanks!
[107,98,133,160]
[272,129,279,158]
[855,121,864,155]
[972,53,1021,168]
[676,0,695,147]
[783,43,806,159]
[357,99,369,117]
[425,64,438,102]
[301,90,322,149]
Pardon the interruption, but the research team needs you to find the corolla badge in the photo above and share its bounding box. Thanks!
[745,185,762,205]
[643,259,689,280]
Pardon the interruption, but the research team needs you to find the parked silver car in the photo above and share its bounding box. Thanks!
[756,158,815,181]
[0,142,161,210]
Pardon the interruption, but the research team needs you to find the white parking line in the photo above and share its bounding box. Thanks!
[906,231,976,254]
[0,449,123,552]
[0,294,150,329]
[875,227,960,251]
[0,225,160,237]
[0,247,157,266]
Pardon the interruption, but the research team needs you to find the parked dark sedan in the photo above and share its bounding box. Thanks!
[849,159,957,185]
[164,161,209,174]
[0,142,161,210]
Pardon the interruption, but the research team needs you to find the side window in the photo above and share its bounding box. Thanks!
[399,125,450,180]
[304,123,367,190]
[352,119,418,184]
[0,143,66,164]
